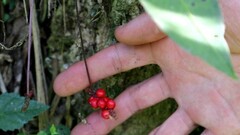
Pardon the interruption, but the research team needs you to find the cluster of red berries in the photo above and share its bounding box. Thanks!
[88,88,116,119]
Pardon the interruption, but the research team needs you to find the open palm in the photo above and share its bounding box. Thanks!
[54,12,240,135]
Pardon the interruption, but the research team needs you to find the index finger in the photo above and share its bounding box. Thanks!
[53,43,155,96]
[115,13,166,45]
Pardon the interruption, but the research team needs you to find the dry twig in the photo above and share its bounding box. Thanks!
[32,0,49,129]
[0,73,7,93]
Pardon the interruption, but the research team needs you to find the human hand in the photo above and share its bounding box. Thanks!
[54,1,240,135]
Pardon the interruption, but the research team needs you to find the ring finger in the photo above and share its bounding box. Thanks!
[71,73,170,135]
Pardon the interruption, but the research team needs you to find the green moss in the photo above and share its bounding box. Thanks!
[110,0,141,26]
[110,99,177,135]
[47,2,76,53]
[98,64,161,97]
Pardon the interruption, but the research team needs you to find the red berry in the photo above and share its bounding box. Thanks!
[103,97,110,102]
[97,98,106,109]
[88,96,94,103]
[101,110,110,119]
[106,99,116,109]
[88,97,98,109]
[96,88,106,98]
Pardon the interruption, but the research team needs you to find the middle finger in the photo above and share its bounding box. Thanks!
[54,43,155,96]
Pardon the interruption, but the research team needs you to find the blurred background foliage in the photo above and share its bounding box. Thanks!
[0,0,203,134]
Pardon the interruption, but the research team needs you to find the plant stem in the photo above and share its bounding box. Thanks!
[75,0,92,89]
[32,0,49,129]
[23,0,28,23]
[27,0,33,95]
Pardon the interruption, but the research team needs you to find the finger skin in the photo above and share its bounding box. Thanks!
[115,13,166,45]
[201,130,215,135]
[149,109,195,135]
[219,0,240,53]
[71,74,170,135]
[232,54,240,76]
[54,43,154,96]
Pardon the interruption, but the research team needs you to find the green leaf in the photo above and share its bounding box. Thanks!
[140,0,237,78]
[37,131,48,135]
[2,0,8,5]
[54,125,70,135]
[17,133,25,135]
[0,93,49,131]
[37,124,70,135]
[3,14,10,22]
[50,124,58,135]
